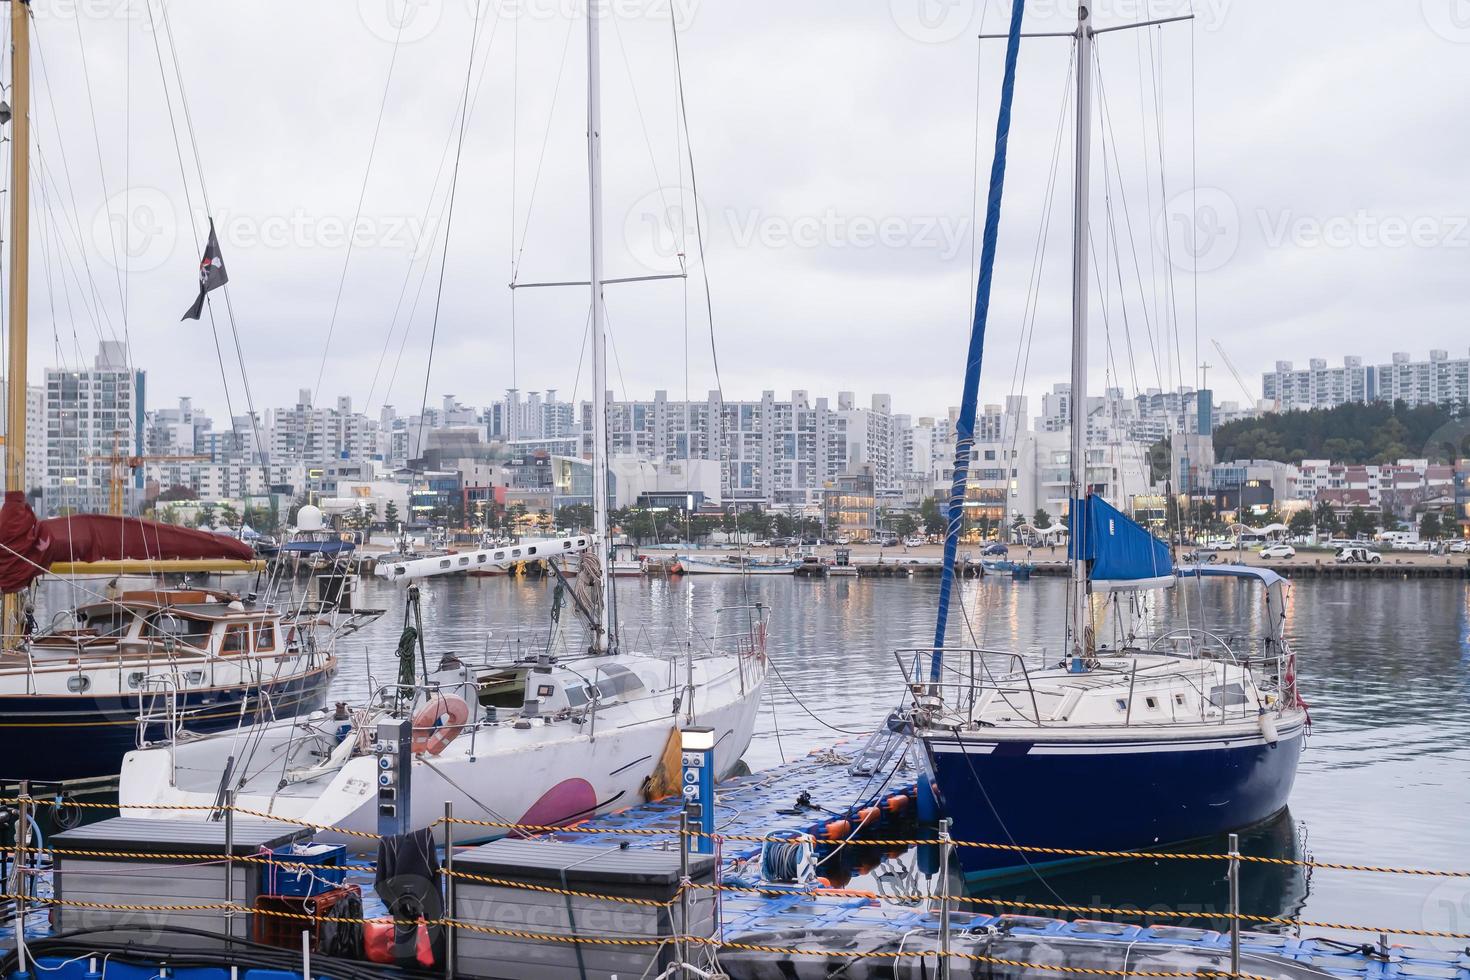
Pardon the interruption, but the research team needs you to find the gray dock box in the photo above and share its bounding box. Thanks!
[453,839,717,980]
[52,817,309,945]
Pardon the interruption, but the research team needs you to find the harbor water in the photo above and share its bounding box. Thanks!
[36,571,1470,942]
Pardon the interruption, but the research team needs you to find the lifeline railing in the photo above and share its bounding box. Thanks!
[4,790,1468,980]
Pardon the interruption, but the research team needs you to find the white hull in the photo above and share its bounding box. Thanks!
[677,555,799,575]
[120,650,767,848]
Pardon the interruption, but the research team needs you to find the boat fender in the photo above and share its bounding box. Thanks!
[411,694,471,755]
[884,793,910,814]
[824,819,851,840]
[1257,708,1279,745]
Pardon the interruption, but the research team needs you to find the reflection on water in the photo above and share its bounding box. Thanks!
[35,571,1470,932]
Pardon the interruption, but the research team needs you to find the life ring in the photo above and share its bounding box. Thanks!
[410,694,470,756]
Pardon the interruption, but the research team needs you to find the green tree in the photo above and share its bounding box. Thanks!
[194,503,217,529]
[217,503,241,529]
[1345,506,1376,540]
[919,497,944,536]
[1313,500,1340,534]
[1287,509,1315,539]
[1380,505,1402,533]
[1418,511,1442,542]
[557,503,593,530]
[772,512,796,538]
[384,500,400,526]
[893,512,918,538]
[1032,508,1052,529]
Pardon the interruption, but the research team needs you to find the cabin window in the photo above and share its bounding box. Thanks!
[222,625,250,654]
[127,672,144,689]
[81,609,132,638]
[1207,683,1249,708]
[1145,696,1159,709]
[1114,698,1128,711]
[594,665,645,700]
[1174,693,1187,707]
[186,670,205,684]
[565,684,590,707]
[66,675,91,693]
[144,613,212,647]
[254,623,276,652]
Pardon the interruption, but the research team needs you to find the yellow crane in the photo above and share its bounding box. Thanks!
[88,429,211,517]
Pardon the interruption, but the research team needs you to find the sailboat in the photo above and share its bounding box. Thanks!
[0,7,378,788]
[119,1,768,842]
[905,3,1307,879]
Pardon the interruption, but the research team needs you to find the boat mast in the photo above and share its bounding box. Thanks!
[586,0,614,653]
[3,0,30,644]
[1067,3,1092,670]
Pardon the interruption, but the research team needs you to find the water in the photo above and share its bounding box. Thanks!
[41,571,1470,941]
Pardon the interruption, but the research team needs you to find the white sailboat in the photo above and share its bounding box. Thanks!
[119,1,768,842]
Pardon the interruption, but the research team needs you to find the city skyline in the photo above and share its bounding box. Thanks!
[10,3,1467,425]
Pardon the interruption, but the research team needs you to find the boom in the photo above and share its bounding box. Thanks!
[374,534,593,582]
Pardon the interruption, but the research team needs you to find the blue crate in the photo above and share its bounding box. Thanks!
[261,842,348,898]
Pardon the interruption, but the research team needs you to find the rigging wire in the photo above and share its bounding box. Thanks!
[414,0,487,458]
[310,5,407,410]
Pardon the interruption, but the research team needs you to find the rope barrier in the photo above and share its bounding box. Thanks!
[0,893,1276,978]
[9,794,1466,878]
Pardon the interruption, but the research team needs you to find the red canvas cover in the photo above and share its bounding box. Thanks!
[0,491,254,593]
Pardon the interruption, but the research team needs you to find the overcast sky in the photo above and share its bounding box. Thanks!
[9,0,1469,424]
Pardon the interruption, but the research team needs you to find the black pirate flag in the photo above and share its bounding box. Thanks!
[181,219,229,320]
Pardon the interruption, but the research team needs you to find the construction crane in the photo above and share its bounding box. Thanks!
[1211,339,1257,407]
[87,429,210,517]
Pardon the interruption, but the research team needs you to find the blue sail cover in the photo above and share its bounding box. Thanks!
[1068,496,1174,591]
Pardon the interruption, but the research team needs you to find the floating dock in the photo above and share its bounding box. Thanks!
[3,745,1467,980]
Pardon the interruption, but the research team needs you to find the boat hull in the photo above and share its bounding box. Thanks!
[921,716,1305,879]
[0,662,336,784]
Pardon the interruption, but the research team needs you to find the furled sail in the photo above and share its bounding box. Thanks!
[0,491,255,593]
[1068,495,1173,592]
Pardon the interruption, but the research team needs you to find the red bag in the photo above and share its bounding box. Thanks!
[363,917,434,967]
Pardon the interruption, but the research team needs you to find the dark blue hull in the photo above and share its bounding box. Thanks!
[923,720,1305,879]
[0,663,335,784]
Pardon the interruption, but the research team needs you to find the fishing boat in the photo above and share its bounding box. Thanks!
[900,3,1307,880]
[828,548,859,577]
[120,1,767,841]
[611,543,645,577]
[678,553,802,575]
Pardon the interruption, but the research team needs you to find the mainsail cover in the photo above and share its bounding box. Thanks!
[1068,495,1174,591]
[0,491,255,593]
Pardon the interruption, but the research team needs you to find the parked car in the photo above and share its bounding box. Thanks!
[878,535,900,547]
[904,535,927,548]
[1258,543,1296,560]
[1334,546,1382,564]
[982,543,1009,556]
[1448,540,1470,554]
[801,536,819,546]
[835,536,852,546]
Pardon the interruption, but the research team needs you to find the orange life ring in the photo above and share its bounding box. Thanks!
[410,694,470,755]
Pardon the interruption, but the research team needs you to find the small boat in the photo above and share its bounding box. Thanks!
[610,543,645,577]
[677,553,802,575]
[828,547,859,577]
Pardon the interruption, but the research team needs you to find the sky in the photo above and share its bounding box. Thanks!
[7,0,1470,425]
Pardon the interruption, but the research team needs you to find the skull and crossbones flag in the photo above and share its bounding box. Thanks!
[181,219,229,321]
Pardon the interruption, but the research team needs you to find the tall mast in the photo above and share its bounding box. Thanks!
[4,0,30,644]
[586,0,614,652]
[1067,3,1092,669]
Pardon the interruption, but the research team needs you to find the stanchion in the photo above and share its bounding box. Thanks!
[678,809,691,976]
[1228,832,1241,979]
[224,789,236,926]
[13,780,30,979]
[939,816,953,980]
[445,801,456,980]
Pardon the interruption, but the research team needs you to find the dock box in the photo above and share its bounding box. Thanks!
[51,817,309,946]
[261,842,348,898]
[452,838,717,980]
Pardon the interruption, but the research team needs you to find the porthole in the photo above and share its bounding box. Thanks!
[66,675,92,693]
